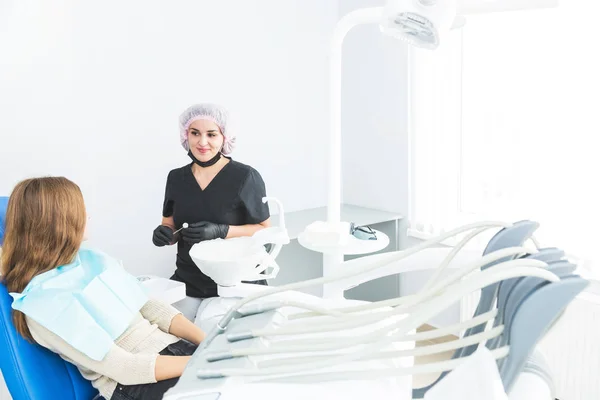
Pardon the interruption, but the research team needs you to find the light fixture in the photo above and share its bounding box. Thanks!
[380,0,458,50]
[300,0,559,299]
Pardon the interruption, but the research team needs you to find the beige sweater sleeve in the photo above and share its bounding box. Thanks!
[26,318,158,386]
[139,298,182,333]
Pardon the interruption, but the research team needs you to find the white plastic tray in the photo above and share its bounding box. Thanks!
[298,229,390,255]
[138,276,186,305]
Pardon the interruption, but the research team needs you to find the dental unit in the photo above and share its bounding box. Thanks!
[160,208,584,399]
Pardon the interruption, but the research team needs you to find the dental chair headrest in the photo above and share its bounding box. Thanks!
[0,196,8,246]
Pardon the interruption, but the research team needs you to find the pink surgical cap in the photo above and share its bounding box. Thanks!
[179,103,236,155]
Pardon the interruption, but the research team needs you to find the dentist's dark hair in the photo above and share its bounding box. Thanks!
[0,177,86,341]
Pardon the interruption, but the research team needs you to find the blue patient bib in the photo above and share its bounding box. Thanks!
[10,248,149,361]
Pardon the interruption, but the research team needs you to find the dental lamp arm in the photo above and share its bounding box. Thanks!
[328,6,384,223]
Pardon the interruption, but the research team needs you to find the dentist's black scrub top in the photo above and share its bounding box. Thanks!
[162,159,270,298]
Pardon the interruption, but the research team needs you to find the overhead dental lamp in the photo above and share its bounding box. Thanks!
[380,0,458,50]
[299,0,559,298]
[382,0,560,49]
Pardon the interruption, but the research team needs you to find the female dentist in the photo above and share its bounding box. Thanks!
[152,103,271,322]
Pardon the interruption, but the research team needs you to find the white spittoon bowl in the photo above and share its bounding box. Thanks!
[189,237,268,287]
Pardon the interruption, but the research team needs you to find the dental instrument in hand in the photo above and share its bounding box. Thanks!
[173,222,189,235]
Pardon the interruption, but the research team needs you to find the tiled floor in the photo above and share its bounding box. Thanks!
[412,324,457,389]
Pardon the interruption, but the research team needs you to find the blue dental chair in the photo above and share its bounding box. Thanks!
[0,196,98,400]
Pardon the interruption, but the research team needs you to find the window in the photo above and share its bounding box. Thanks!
[409,2,600,275]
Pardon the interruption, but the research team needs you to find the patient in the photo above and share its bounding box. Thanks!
[0,177,204,400]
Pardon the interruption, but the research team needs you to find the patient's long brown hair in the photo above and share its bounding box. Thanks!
[0,177,86,341]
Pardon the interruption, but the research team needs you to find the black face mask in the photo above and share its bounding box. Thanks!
[188,150,221,167]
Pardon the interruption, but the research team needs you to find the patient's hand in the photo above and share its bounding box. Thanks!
[154,355,192,381]
[169,314,206,345]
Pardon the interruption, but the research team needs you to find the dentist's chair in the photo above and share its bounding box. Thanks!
[0,196,99,400]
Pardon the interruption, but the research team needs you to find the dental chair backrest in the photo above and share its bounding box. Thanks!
[0,196,98,400]
[0,196,7,246]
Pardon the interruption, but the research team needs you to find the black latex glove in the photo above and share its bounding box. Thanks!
[152,225,174,247]
[181,221,229,244]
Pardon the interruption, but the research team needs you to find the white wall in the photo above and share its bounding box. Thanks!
[338,1,462,327]
[339,0,409,215]
[0,0,337,277]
